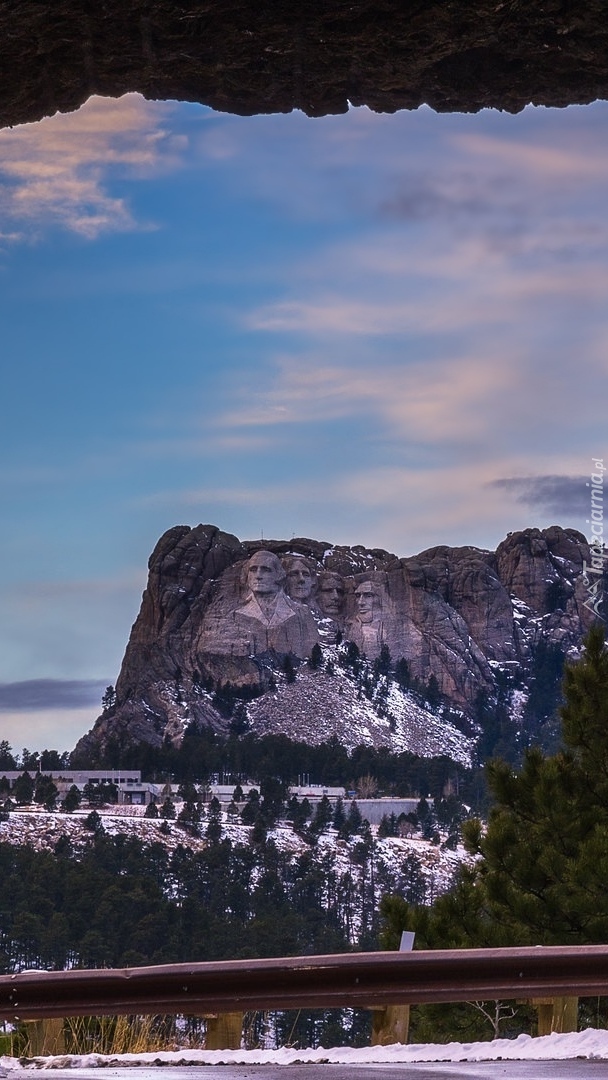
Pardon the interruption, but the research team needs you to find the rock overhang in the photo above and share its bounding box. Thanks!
[2,1,608,130]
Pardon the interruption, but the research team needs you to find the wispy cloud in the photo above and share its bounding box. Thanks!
[219,353,515,444]
[246,228,608,342]
[454,132,608,181]
[218,335,607,458]
[0,94,183,238]
[0,572,145,686]
[489,475,589,518]
[0,679,107,712]
[315,459,590,554]
[132,455,589,561]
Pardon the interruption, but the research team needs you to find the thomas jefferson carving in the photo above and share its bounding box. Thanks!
[282,555,316,603]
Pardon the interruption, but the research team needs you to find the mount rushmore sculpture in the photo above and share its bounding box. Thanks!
[70,521,600,760]
[197,547,396,666]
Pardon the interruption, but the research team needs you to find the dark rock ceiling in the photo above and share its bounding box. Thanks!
[2,1,608,129]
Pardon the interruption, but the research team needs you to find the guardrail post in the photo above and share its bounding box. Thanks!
[204,1011,243,1050]
[529,996,578,1035]
[23,1018,66,1056]
[370,1003,410,1046]
[370,928,414,1045]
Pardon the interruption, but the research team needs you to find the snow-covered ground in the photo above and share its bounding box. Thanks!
[2,1030,608,1069]
[0,809,468,902]
[246,645,474,765]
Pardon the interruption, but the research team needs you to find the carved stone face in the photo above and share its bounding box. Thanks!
[317,572,345,617]
[246,551,285,598]
[355,581,378,623]
[283,557,314,601]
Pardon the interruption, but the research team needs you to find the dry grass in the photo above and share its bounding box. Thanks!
[64,1014,179,1055]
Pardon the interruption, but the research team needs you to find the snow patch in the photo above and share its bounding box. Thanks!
[5,1028,608,1069]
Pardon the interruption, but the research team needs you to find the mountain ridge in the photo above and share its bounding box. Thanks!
[72,522,598,764]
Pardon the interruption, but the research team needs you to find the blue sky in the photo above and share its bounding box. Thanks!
[0,94,606,751]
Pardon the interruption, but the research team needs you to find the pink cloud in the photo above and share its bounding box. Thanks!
[0,94,183,238]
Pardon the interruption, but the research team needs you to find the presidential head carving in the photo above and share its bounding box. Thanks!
[246,550,286,599]
[344,573,390,659]
[317,571,346,617]
[282,556,316,602]
[354,578,382,624]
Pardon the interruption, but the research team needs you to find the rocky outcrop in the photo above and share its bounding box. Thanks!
[73,522,599,761]
[2,1,608,131]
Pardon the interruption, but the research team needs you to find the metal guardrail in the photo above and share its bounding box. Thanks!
[1,946,608,1021]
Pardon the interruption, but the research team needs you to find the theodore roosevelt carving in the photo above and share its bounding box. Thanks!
[316,571,346,619]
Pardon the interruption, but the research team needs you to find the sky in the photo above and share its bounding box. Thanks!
[0,93,606,752]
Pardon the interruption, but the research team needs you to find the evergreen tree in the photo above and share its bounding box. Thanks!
[101,685,117,713]
[377,813,397,838]
[159,797,176,820]
[177,780,199,803]
[240,788,261,825]
[373,643,392,679]
[344,641,361,675]
[0,741,16,770]
[281,654,297,684]
[12,771,34,804]
[398,853,427,905]
[287,795,312,832]
[83,781,118,807]
[20,749,39,771]
[62,785,81,813]
[340,799,363,838]
[309,643,323,670]
[54,834,73,858]
[332,796,346,832]
[206,796,223,844]
[309,795,333,836]
[177,800,202,835]
[260,776,287,825]
[229,700,250,735]
[34,774,59,810]
[250,812,268,848]
[381,627,608,950]
[425,673,441,710]
[395,658,411,691]
[84,810,104,833]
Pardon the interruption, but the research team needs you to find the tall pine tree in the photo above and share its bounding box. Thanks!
[381,625,608,949]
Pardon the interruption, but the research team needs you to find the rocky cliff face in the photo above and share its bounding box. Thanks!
[3,0,608,130]
[73,523,599,764]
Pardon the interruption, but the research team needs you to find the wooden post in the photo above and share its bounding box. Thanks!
[369,928,414,1045]
[24,1018,66,1056]
[552,996,579,1033]
[205,1011,243,1050]
[529,996,578,1035]
[370,1004,410,1046]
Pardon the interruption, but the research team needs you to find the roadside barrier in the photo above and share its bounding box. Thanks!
[0,945,606,1021]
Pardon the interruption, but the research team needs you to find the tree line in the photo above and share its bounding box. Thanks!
[0,790,449,964]
[380,624,608,1040]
